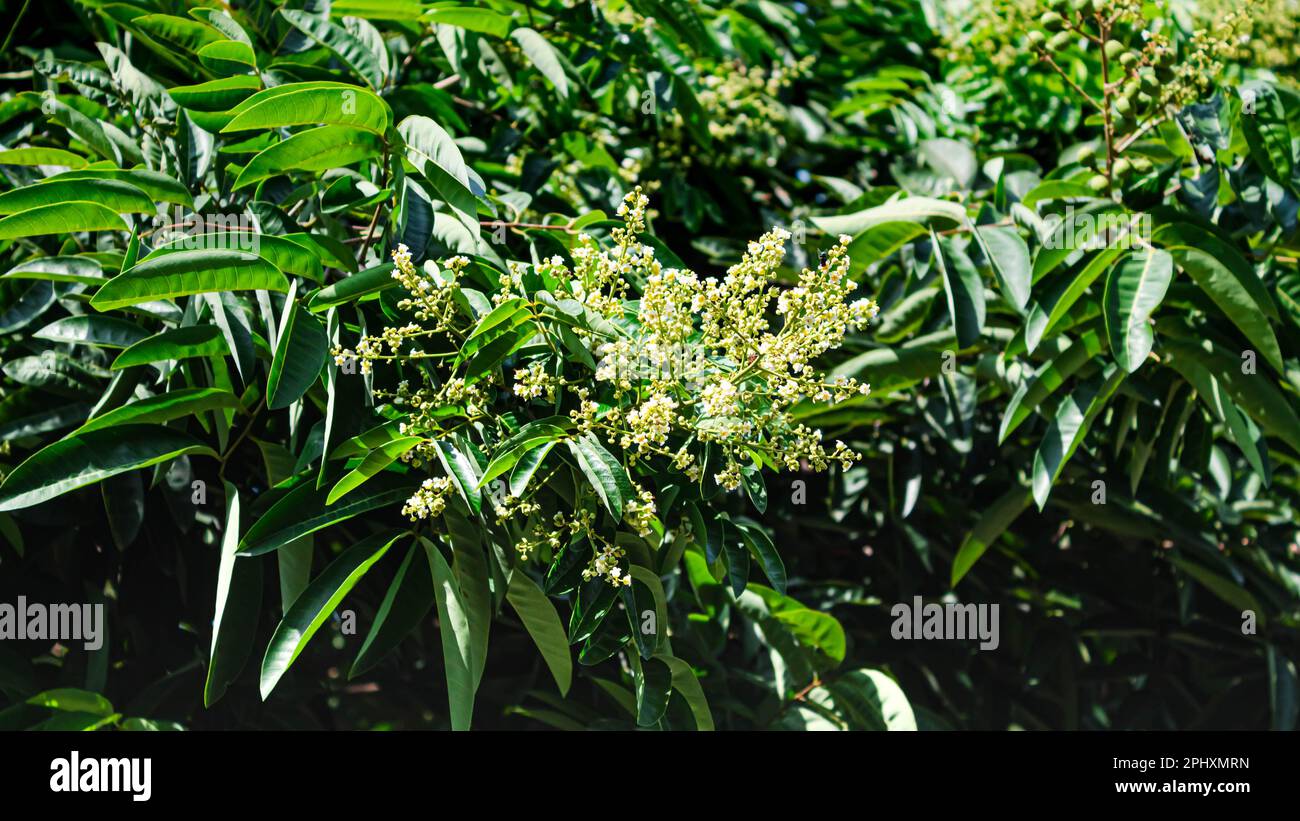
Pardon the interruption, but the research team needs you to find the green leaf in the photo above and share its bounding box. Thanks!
[280,10,385,89]
[566,434,633,519]
[77,388,239,434]
[634,656,672,727]
[1024,248,1121,353]
[42,168,192,206]
[112,325,228,369]
[506,571,573,695]
[238,473,412,556]
[444,507,491,687]
[733,519,786,594]
[327,436,421,505]
[350,542,434,677]
[147,233,323,283]
[812,196,966,237]
[1240,82,1294,185]
[951,484,1032,586]
[434,439,483,515]
[1170,556,1266,627]
[1154,223,1283,371]
[999,328,1104,443]
[1102,249,1174,373]
[91,249,287,310]
[1032,366,1126,509]
[655,653,714,730]
[205,482,263,706]
[267,292,328,410]
[35,316,148,349]
[424,7,513,37]
[509,441,555,497]
[511,28,569,98]
[260,530,401,699]
[933,231,985,349]
[422,537,477,730]
[0,147,88,168]
[197,39,257,74]
[0,425,216,512]
[0,202,127,239]
[222,82,390,134]
[307,263,395,311]
[807,669,917,730]
[234,125,384,190]
[0,179,154,215]
[973,225,1030,311]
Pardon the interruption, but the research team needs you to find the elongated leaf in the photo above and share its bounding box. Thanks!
[327,436,421,505]
[239,472,412,555]
[281,10,385,89]
[112,325,228,369]
[999,328,1103,443]
[222,83,390,134]
[34,316,149,348]
[973,225,1030,311]
[1103,249,1174,373]
[812,195,966,237]
[951,484,1032,586]
[234,125,384,190]
[205,482,263,706]
[260,530,401,699]
[506,571,572,695]
[1032,366,1126,509]
[0,179,154,215]
[0,425,216,512]
[933,231,985,348]
[423,537,476,730]
[0,202,126,239]
[656,652,714,731]
[267,293,328,410]
[566,434,632,519]
[350,542,434,677]
[91,249,287,310]
[77,387,239,434]
[511,28,569,98]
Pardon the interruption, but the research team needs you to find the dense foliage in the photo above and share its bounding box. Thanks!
[0,0,1298,731]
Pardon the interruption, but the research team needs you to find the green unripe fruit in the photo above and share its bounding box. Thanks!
[1041,11,1065,30]
[1114,96,1132,115]
[1137,92,1153,107]
[1028,30,1047,48]
[1077,144,1098,166]
[1049,31,1073,51]
[1087,174,1110,192]
[1132,156,1153,172]
[1113,158,1133,177]
[1139,72,1159,93]
[1049,0,1069,8]
[1123,80,1139,97]
[1113,113,1130,132]
[1104,40,1125,60]
[1119,52,1137,68]
[1091,0,1106,12]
